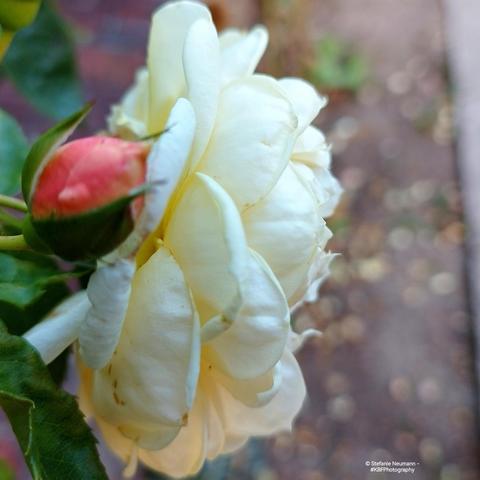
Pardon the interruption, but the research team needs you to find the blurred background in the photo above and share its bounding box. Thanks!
[1,0,479,479]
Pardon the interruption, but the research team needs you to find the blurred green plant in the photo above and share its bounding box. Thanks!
[0,0,40,60]
[1,0,83,119]
[0,109,29,196]
[307,36,368,93]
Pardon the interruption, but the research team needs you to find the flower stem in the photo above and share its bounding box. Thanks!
[0,210,23,230]
[0,234,29,251]
[0,194,28,212]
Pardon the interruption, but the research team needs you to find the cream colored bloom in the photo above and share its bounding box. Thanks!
[24,1,341,477]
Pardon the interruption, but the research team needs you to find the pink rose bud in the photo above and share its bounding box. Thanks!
[25,136,150,261]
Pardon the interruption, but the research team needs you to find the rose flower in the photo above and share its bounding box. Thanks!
[24,1,341,477]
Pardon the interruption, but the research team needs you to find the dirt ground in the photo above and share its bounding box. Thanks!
[0,1,479,479]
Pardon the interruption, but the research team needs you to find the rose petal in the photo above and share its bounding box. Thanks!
[115,98,196,259]
[208,349,306,452]
[24,291,90,364]
[147,1,211,133]
[293,125,331,168]
[219,26,268,85]
[288,328,322,353]
[108,68,149,139]
[139,387,207,477]
[183,18,220,167]
[290,248,337,310]
[279,78,326,134]
[204,249,290,380]
[212,362,282,408]
[165,172,248,320]
[293,161,343,218]
[242,163,321,300]
[198,75,297,211]
[91,246,200,449]
[79,259,135,369]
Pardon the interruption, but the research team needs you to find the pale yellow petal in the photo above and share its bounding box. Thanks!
[165,173,248,319]
[219,26,268,85]
[208,350,306,452]
[147,0,211,133]
[115,98,196,258]
[212,362,282,408]
[108,68,149,139]
[204,249,290,380]
[293,160,343,218]
[293,125,331,168]
[79,259,135,369]
[199,75,297,211]
[24,292,90,364]
[139,387,208,478]
[279,78,326,134]
[91,247,200,450]
[242,163,321,300]
[183,18,220,166]
[290,248,337,310]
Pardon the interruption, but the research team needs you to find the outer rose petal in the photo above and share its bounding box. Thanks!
[219,26,268,85]
[139,387,208,478]
[279,78,327,134]
[166,173,289,379]
[117,98,196,259]
[290,248,337,311]
[293,125,331,168]
[292,161,343,219]
[242,163,321,301]
[147,1,211,133]
[198,75,298,211]
[108,68,149,139]
[208,349,306,452]
[183,18,220,167]
[165,173,249,321]
[204,249,290,380]
[24,292,90,364]
[91,247,200,449]
[212,361,282,407]
[79,259,135,369]
[292,125,342,218]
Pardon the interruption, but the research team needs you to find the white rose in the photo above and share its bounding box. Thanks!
[24,1,341,477]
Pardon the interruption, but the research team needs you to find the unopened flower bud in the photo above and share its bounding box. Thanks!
[25,136,150,260]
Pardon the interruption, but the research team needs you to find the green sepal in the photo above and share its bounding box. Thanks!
[22,214,52,254]
[21,102,93,205]
[28,186,149,261]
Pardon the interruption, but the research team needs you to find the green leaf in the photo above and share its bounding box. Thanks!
[0,251,69,335]
[0,250,80,386]
[21,102,92,203]
[0,108,29,195]
[3,0,83,119]
[0,325,108,480]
